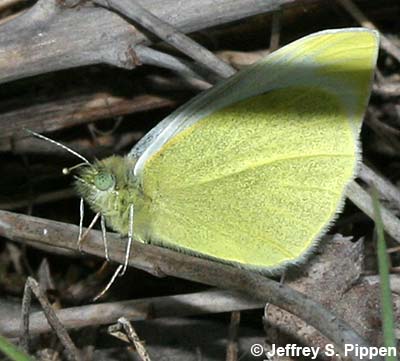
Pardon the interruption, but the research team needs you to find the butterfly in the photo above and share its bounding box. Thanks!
[31,28,379,275]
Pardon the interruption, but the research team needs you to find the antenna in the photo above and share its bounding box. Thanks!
[25,129,91,165]
[62,163,90,175]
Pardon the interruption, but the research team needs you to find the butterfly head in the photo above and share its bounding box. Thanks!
[74,155,138,235]
[75,156,123,195]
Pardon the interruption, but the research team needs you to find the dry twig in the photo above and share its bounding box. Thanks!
[346,181,400,242]
[225,311,240,361]
[110,317,152,361]
[0,289,263,338]
[93,0,235,79]
[20,277,82,361]
[359,164,400,210]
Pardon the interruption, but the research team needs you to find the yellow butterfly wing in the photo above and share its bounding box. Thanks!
[133,29,378,271]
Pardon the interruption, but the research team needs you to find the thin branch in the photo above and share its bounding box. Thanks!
[114,317,152,361]
[346,181,400,242]
[19,280,32,352]
[0,209,382,361]
[359,164,400,210]
[373,82,400,97]
[20,277,82,361]
[135,45,215,84]
[225,311,240,361]
[144,74,211,92]
[364,110,400,155]
[94,0,235,79]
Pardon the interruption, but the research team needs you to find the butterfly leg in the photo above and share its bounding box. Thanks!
[93,204,134,299]
[77,210,101,252]
[77,198,109,261]
[263,271,285,317]
[77,197,84,247]
[100,214,110,261]
[93,264,124,301]
[119,203,134,276]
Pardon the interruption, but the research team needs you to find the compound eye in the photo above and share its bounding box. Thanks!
[94,172,115,191]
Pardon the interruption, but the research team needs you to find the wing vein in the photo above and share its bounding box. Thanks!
[169,152,354,190]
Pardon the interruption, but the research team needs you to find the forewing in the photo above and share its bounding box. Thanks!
[131,28,379,178]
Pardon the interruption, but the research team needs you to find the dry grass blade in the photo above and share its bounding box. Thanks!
[372,189,398,360]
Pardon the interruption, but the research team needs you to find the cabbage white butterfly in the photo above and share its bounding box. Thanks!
[31,28,379,276]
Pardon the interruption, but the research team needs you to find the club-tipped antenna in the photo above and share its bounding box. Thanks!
[25,129,91,165]
[62,163,90,175]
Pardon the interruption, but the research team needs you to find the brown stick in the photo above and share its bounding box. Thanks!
[346,181,400,242]
[94,0,235,79]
